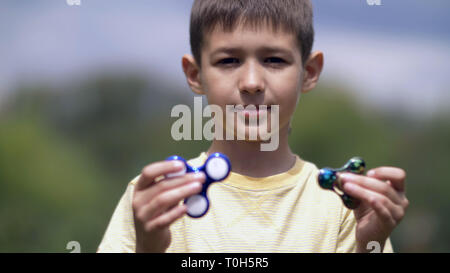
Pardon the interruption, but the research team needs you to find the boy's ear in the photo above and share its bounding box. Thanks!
[182,54,204,95]
[301,51,324,94]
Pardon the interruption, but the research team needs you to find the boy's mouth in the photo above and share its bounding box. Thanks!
[235,104,272,118]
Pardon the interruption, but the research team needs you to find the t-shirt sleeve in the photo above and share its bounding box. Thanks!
[336,206,394,253]
[97,182,137,253]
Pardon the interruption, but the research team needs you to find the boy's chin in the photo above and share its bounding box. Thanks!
[233,127,277,142]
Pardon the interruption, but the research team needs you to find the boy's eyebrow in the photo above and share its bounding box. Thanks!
[210,47,242,57]
[258,46,294,55]
[210,46,294,57]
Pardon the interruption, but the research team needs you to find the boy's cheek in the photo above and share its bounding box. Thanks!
[202,86,235,105]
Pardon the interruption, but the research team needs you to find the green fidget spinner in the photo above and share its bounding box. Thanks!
[317,157,365,209]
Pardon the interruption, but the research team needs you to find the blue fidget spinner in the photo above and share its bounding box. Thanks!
[317,157,365,209]
[166,153,231,218]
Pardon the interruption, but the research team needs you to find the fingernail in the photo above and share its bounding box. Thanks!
[173,161,184,168]
[193,172,205,180]
[190,182,202,189]
[339,173,352,180]
[367,170,376,176]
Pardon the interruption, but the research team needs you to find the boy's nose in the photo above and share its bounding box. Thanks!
[238,61,265,94]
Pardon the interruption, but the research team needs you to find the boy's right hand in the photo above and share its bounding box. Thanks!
[132,160,205,253]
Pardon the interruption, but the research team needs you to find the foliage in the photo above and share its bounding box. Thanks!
[0,73,448,252]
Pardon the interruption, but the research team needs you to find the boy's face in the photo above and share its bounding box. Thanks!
[183,23,323,142]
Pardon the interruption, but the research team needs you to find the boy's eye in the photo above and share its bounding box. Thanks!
[218,58,240,65]
[264,57,285,64]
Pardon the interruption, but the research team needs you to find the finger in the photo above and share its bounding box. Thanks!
[370,196,397,228]
[135,160,185,191]
[366,167,406,192]
[137,182,203,222]
[339,173,403,205]
[134,172,206,209]
[343,182,405,222]
[144,204,188,232]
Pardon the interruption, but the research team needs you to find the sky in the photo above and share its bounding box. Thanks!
[0,0,449,118]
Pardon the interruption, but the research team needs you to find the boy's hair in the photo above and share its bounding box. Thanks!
[189,0,314,67]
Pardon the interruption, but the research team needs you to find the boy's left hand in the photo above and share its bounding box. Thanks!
[339,167,409,253]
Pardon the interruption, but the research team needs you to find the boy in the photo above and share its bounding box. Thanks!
[98,0,408,253]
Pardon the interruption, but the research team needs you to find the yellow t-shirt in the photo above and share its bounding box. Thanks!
[97,152,393,253]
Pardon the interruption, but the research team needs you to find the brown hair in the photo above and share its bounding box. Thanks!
[189,0,314,67]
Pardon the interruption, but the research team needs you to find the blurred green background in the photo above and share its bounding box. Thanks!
[0,72,448,252]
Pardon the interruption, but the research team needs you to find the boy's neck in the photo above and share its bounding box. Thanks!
[206,126,296,178]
